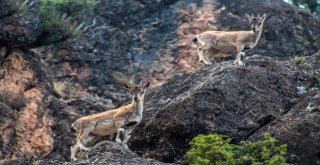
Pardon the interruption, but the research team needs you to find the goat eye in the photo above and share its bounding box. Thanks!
[141,91,144,95]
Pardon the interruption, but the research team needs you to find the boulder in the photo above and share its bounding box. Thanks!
[33,141,174,165]
[130,52,320,164]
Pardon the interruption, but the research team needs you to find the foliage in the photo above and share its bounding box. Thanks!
[53,80,70,97]
[296,85,307,96]
[288,98,298,104]
[305,102,315,112]
[235,134,288,165]
[4,0,95,45]
[290,55,305,64]
[182,134,237,165]
[183,133,288,165]
[287,0,320,17]
[35,0,96,42]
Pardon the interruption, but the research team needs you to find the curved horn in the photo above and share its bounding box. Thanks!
[139,80,143,86]
[130,80,134,87]
[258,13,260,17]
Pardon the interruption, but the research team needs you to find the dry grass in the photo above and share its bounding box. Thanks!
[53,81,71,97]
[113,72,135,87]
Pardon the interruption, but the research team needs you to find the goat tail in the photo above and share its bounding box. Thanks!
[71,121,79,131]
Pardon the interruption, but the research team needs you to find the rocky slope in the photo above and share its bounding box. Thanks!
[0,0,319,164]
[35,0,320,87]
[130,52,320,164]
[0,141,172,165]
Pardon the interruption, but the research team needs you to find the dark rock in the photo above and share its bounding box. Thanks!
[248,51,320,165]
[0,103,16,159]
[67,141,173,165]
[27,141,174,165]
[130,53,320,164]
[0,2,42,49]
[0,159,31,165]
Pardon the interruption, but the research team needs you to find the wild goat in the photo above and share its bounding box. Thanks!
[70,80,151,161]
[193,13,266,66]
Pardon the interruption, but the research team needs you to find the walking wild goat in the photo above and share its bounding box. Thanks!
[70,79,151,160]
[193,13,266,66]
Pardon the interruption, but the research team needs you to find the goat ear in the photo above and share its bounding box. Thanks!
[122,83,131,90]
[143,82,151,89]
[245,13,252,21]
[261,13,267,21]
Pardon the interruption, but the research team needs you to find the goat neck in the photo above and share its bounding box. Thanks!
[132,97,144,118]
[252,25,263,47]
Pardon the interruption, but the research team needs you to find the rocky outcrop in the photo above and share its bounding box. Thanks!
[65,141,173,165]
[249,52,320,164]
[130,52,320,164]
[0,51,54,159]
[0,141,173,165]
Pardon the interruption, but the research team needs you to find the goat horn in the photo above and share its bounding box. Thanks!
[139,80,143,86]
[258,13,260,17]
[131,80,134,87]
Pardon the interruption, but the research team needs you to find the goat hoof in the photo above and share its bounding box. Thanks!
[238,61,245,66]
[116,139,122,144]
[71,156,78,161]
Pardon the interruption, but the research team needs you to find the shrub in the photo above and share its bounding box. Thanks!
[35,0,96,43]
[183,133,288,165]
[296,85,307,96]
[4,0,96,45]
[182,134,237,165]
[53,80,70,97]
[290,55,305,64]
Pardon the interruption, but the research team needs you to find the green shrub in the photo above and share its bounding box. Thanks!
[290,55,305,64]
[182,134,237,165]
[35,0,96,42]
[183,133,288,165]
[5,0,95,44]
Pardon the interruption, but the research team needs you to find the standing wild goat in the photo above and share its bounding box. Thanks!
[193,13,266,66]
[70,80,151,161]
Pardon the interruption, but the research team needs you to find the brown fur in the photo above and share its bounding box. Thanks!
[70,81,151,161]
[194,13,266,65]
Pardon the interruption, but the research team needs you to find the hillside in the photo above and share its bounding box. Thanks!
[0,0,319,165]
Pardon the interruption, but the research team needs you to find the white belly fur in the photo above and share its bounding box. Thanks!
[92,119,117,136]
